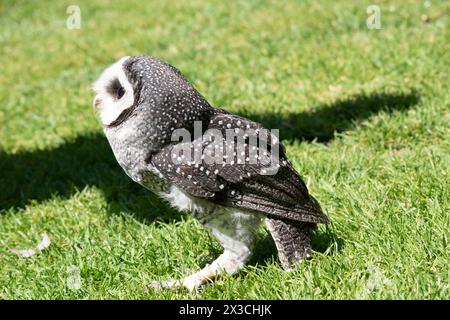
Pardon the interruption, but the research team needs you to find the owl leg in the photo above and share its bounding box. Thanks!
[265,218,314,271]
[152,249,252,292]
[149,211,262,292]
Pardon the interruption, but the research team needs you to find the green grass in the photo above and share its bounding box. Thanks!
[0,0,449,299]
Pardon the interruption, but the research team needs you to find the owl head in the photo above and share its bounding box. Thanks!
[92,56,136,126]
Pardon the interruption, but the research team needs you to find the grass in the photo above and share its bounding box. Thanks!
[0,0,449,299]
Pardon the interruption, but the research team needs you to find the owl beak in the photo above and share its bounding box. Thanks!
[92,96,102,110]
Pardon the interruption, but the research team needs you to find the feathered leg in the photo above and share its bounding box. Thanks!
[266,218,314,271]
[149,210,262,292]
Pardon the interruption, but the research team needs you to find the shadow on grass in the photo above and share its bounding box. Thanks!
[0,133,180,223]
[239,90,420,142]
[0,90,420,258]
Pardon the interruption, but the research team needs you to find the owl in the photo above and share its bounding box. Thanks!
[92,56,328,291]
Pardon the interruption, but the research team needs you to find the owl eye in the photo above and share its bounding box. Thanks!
[107,78,126,100]
[117,86,125,99]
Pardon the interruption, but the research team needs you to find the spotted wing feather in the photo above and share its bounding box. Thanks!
[151,112,328,224]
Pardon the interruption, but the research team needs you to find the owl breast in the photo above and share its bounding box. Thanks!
[105,126,171,193]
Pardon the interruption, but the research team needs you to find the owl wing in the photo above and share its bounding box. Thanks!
[151,112,328,224]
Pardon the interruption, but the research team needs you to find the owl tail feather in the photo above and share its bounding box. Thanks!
[265,218,314,271]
